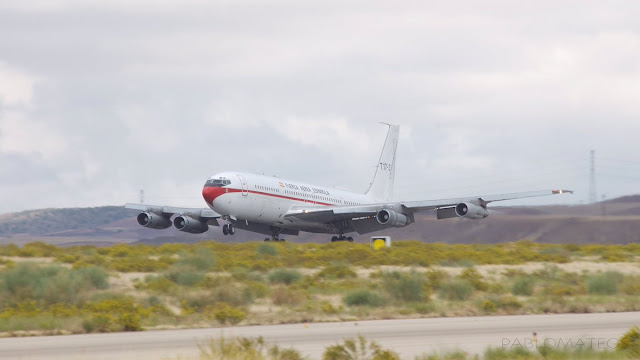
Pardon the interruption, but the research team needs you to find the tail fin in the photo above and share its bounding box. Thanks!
[365,124,399,201]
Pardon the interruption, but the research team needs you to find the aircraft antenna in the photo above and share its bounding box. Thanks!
[589,150,597,204]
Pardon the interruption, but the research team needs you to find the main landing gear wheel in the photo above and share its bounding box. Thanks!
[264,237,285,242]
[223,224,235,236]
[331,235,354,242]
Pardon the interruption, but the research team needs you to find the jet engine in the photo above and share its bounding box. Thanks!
[173,215,209,234]
[375,209,410,227]
[136,212,172,229]
[454,202,489,219]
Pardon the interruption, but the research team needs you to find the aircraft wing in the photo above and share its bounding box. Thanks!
[400,189,573,212]
[283,189,572,223]
[125,203,221,225]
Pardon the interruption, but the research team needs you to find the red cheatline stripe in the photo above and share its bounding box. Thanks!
[221,188,334,206]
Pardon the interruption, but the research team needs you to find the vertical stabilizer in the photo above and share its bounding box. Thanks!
[365,124,399,201]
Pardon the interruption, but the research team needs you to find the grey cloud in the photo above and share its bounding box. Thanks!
[0,1,639,213]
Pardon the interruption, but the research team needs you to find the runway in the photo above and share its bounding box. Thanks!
[1,312,639,359]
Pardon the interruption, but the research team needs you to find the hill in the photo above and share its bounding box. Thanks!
[1,195,639,246]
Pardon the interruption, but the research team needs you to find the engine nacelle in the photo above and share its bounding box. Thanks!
[375,209,410,227]
[136,212,172,229]
[173,215,209,234]
[455,202,489,220]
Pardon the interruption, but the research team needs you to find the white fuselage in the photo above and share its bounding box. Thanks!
[202,172,379,233]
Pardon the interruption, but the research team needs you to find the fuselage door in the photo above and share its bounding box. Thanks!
[237,174,248,196]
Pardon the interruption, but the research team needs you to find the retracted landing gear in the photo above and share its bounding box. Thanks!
[222,223,235,236]
[330,235,354,242]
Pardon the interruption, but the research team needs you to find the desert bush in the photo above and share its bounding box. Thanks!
[316,263,357,280]
[82,314,113,333]
[0,263,109,307]
[481,299,498,314]
[143,275,175,293]
[413,303,435,315]
[166,270,206,287]
[84,294,147,332]
[175,249,217,271]
[257,243,279,257]
[381,271,428,303]
[438,279,473,301]
[215,284,254,306]
[271,286,305,306]
[111,256,171,272]
[320,302,340,314]
[498,296,522,311]
[586,272,623,295]
[483,346,535,360]
[16,242,59,257]
[322,335,400,360]
[511,277,535,296]
[458,268,489,291]
[243,280,270,299]
[426,269,447,288]
[620,276,640,295]
[269,268,303,285]
[199,336,305,360]
[205,302,246,325]
[344,289,385,307]
[617,326,640,358]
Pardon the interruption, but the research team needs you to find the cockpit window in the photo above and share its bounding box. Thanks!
[204,179,231,187]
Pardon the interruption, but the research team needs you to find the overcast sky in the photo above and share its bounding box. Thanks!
[1,0,639,214]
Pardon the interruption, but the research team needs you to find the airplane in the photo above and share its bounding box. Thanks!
[125,124,572,242]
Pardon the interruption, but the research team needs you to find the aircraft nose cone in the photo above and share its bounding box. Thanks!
[202,186,226,205]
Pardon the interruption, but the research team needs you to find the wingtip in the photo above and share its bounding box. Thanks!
[552,189,574,194]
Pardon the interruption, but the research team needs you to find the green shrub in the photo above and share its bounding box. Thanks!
[617,326,640,358]
[143,275,175,293]
[483,346,534,360]
[118,311,143,331]
[413,303,435,314]
[322,335,400,360]
[481,300,498,313]
[381,271,428,303]
[111,257,170,272]
[199,336,305,360]
[82,314,114,333]
[166,270,206,287]
[458,268,489,291]
[0,263,109,307]
[257,243,279,257]
[269,269,303,285]
[316,263,357,280]
[176,249,216,271]
[511,277,534,296]
[206,303,246,325]
[438,280,473,301]
[586,272,623,295]
[344,290,385,307]
[621,276,640,295]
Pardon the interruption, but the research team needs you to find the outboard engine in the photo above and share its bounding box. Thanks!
[454,202,490,219]
[136,212,172,229]
[375,209,410,227]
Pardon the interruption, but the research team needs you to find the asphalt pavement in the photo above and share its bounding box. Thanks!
[1,312,639,359]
